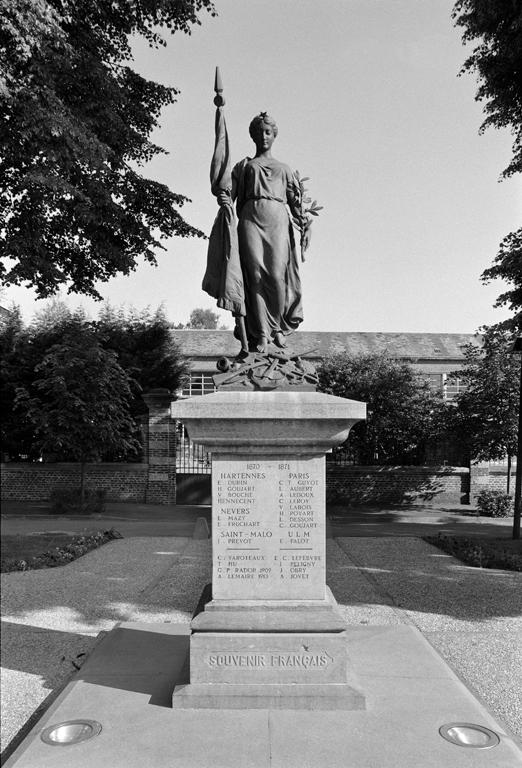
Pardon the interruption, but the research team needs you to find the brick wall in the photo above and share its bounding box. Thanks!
[0,463,148,502]
[326,465,470,505]
[1,388,178,506]
[2,462,473,506]
[143,389,176,504]
[469,460,516,502]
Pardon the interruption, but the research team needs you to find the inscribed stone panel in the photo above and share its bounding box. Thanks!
[213,455,325,600]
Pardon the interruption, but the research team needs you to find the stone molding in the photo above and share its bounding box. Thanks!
[171,391,366,455]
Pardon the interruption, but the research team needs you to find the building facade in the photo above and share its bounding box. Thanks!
[2,330,489,507]
[170,330,479,503]
[172,329,478,400]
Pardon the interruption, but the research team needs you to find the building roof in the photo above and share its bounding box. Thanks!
[171,330,480,364]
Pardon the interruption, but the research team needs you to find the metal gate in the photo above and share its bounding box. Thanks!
[176,372,215,505]
[175,421,212,474]
[174,373,216,504]
[175,419,212,506]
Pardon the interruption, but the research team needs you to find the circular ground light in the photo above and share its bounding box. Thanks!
[40,719,102,746]
[439,723,500,749]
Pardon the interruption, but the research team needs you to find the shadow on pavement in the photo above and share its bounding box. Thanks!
[0,621,97,691]
[2,501,513,538]
[1,536,521,631]
[327,504,515,539]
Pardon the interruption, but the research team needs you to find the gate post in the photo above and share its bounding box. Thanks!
[143,388,176,504]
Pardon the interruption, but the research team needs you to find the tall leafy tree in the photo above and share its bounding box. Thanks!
[96,303,189,405]
[450,329,519,492]
[1,303,94,459]
[453,0,522,331]
[453,0,522,179]
[318,353,443,465]
[186,307,220,329]
[15,315,140,501]
[0,305,36,460]
[481,228,522,331]
[0,301,81,460]
[1,302,188,460]
[173,307,229,329]
[0,0,214,299]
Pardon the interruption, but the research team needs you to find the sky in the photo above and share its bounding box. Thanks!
[4,0,521,332]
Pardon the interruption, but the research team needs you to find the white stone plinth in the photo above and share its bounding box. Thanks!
[170,390,366,709]
[170,390,366,454]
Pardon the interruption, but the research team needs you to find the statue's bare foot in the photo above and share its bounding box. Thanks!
[255,336,268,354]
[273,332,287,349]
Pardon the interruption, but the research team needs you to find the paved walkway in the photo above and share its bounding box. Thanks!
[1,499,516,539]
[1,502,211,539]
[2,524,521,759]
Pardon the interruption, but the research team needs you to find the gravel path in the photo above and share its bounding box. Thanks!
[1,535,521,755]
[335,537,522,738]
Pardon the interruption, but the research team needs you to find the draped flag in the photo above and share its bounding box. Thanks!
[202,68,245,318]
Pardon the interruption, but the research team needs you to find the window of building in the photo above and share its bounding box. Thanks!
[443,374,466,401]
[421,373,467,401]
[425,374,443,392]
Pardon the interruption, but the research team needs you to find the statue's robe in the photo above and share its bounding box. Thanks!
[233,156,303,346]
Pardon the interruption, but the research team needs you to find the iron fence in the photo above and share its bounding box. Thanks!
[175,421,212,474]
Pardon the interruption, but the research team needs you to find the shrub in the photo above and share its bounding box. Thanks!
[49,487,107,515]
[2,528,123,572]
[425,534,521,572]
[476,489,514,518]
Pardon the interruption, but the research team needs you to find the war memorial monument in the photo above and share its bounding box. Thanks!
[171,70,367,709]
[5,69,520,768]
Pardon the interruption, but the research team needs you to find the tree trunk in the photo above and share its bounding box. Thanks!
[80,460,86,510]
[507,454,512,495]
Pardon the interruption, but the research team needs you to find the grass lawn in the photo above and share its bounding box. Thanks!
[425,534,522,571]
[1,530,121,572]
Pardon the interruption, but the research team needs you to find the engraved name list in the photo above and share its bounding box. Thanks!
[213,457,325,600]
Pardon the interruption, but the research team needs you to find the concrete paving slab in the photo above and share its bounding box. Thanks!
[4,622,520,768]
[345,625,456,679]
[5,682,271,768]
[2,535,521,760]
[78,623,191,708]
[4,623,271,768]
[269,709,516,768]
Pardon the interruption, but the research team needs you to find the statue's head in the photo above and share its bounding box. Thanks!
[249,112,278,142]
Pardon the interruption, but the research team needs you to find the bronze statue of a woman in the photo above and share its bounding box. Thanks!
[217,113,310,354]
[203,71,316,360]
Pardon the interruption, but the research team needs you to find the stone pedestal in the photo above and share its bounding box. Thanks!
[170,391,366,709]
